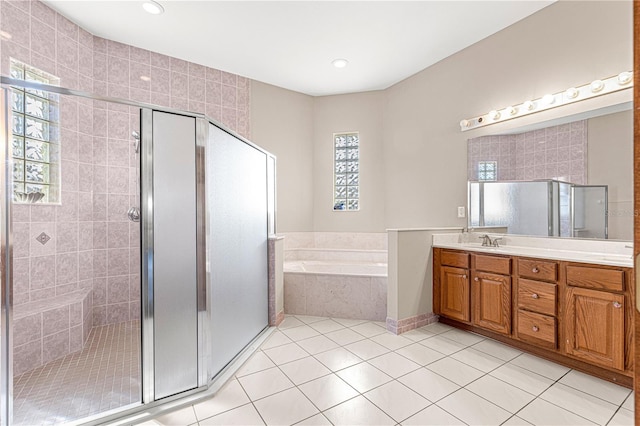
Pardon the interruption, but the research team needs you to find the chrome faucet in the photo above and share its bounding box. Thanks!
[479,234,492,247]
[491,237,503,247]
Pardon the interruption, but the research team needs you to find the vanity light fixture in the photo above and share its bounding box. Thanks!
[566,87,579,99]
[332,58,349,69]
[542,93,555,105]
[618,71,632,85]
[590,79,604,93]
[142,0,164,15]
[459,71,633,132]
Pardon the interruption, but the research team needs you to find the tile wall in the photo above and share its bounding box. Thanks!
[0,0,252,370]
[467,120,587,185]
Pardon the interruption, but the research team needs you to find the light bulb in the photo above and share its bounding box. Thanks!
[565,87,579,99]
[617,71,632,85]
[332,59,349,68]
[489,110,500,120]
[542,94,555,105]
[590,79,604,93]
[460,119,470,128]
[142,1,164,14]
[523,100,535,111]
[507,106,518,116]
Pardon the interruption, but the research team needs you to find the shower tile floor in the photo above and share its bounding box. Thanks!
[14,320,141,425]
[142,315,634,426]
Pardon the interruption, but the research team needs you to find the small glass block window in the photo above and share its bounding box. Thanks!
[10,59,60,203]
[334,132,359,211]
[478,161,497,182]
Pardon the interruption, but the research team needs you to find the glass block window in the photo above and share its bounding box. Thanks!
[478,161,497,181]
[333,132,359,211]
[10,59,60,203]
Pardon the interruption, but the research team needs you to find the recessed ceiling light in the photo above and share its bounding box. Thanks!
[0,31,12,41]
[142,0,164,15]
[140,75,151,82]
[332,59,348,69]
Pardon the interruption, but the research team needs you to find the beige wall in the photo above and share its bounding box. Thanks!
[312,91,386,232]
[251,1,632,233]
[588,110,633,240]
[251,81,314,232]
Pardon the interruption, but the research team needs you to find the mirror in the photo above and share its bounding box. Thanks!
[467,108,633,241]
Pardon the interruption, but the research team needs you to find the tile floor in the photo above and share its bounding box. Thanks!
[14,320,141,425]
[142,315,634,426]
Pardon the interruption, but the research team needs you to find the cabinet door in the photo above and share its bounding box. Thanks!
[472,271,511,335]
[440,266,470,322]
[565,287,624,371]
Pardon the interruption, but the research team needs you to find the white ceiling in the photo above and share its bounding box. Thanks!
[44,1,554,96]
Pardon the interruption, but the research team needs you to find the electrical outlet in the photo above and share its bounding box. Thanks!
[457,206,465,218]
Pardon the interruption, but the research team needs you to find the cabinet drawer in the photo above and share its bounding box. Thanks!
[566,265,624,292]
[517,279,557,316]
[441,250,469,268]
[517,309,556,349]
[518,258,558,282]
[474,254,511,275]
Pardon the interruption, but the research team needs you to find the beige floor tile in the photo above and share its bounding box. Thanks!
[193,379,250,421]
[426,357,484,386]
[237,367,294,401]
[198,403,264,426]
[323,395,395,426]
[344,339,389,360]
[314,347,363,371]
[279,356,331,385]
[398,368,459,402]
[402,404,465,426]
[367,351,421,378]
[336,362,392,393]
[466,374,535,413]
[364,380,430,422]
[296,335,339,355]
[253,388,319,425]
[517,398,596,426]
[437,389,511,426]
[236,351,276,377]
[298,374,358,411]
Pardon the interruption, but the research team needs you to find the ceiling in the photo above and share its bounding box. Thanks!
[44,1,554,96]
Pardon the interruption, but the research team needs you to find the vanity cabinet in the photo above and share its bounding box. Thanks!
[472,254,511,335]
[565,264,627,371]
[433,247,633,387]
[436,251,470,322]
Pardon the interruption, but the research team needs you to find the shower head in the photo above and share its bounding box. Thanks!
[132,131,140,153]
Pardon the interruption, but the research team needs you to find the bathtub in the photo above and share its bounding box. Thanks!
[282,233,388,321]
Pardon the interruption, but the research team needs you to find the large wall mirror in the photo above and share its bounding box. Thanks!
[467,106,633,241]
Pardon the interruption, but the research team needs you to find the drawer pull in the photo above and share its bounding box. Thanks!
[532,267,539,273]
[531,293,539,299]
[532,326,539,332]
[474,277,479,281]
[613,301,622,308]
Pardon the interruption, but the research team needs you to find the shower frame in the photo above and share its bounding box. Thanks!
[0,76,276,425]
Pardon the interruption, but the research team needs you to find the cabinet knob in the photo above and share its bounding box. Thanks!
[613,301,622,308]
[474,277,479,281]
[532,326,539,332]
[462,275,467,279]
[531,293,539,299]
[532,267,539,273]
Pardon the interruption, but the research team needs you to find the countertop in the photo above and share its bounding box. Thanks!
[432,233,633,268]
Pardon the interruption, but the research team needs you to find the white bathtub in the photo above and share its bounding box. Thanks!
[282,236,388,321]
[284,260,387,277]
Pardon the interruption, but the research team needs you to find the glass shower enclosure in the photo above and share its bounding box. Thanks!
[469,180,608,238]
[0,76,276,425]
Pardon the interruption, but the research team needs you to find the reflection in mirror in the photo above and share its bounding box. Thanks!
[467,110,632,240]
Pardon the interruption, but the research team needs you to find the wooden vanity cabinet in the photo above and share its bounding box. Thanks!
[433,247,634,387]
[472,254,512,335]
[434,250,470,322]
[564,264,628,371]
[515,258,559,350]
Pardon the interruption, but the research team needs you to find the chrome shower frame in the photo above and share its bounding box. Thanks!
[0,76,277,426]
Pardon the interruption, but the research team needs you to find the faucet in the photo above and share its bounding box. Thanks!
[479,234,492,247]
[491,237,503,247]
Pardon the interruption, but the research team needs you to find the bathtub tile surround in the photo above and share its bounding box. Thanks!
[268,236,285,326]
[141,315,634,426]
[282,233,388,321]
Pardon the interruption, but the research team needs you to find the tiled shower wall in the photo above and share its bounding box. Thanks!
[0,0,251,337]
[467,120,587,185]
